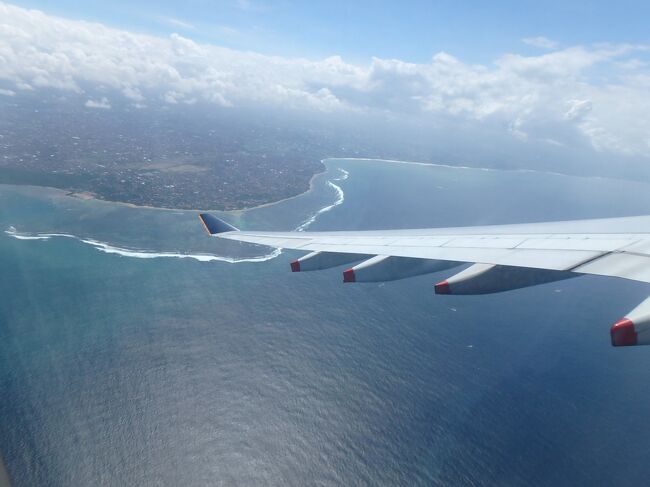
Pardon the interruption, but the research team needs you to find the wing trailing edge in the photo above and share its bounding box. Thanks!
[198,213,239,235]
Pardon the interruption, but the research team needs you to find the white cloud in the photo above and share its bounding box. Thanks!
[0,88,16,96]
[564,99,592,121]
[1,3,650,157]
[121,85,144,101]
[85,97,111,109]
[522,36,560,49]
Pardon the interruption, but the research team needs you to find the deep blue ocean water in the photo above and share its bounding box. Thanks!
[2,159,650,486]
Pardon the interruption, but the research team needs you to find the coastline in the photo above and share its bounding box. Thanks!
[2,164,347,264]
[228,163,328,214]
[0,158,407,215]
[2,157,645,216]
[329,156,650,184]
[0,164,328,216]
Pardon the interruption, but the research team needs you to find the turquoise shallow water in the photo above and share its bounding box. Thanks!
[2,159,650,486]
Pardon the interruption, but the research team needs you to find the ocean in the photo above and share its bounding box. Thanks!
[2,158,650,486]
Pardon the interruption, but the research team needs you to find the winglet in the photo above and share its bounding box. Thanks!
[198,213,239,235]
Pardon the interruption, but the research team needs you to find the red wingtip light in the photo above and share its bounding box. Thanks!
[343,268,356,283]
[611,318,637,347]
[434,280,451,295]
[290,260,301,272]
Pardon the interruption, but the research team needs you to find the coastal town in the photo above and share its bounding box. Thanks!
[0,95,357,210]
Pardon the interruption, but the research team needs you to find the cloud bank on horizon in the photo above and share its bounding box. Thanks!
[1,2,650,158]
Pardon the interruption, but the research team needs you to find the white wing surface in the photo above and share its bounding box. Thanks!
[199,213,650,347]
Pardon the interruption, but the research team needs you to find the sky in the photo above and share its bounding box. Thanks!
[7,0,650,63]
[1,1,650,160]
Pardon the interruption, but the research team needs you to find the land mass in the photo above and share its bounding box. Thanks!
[3,91,442,210]
[0,94,348,210]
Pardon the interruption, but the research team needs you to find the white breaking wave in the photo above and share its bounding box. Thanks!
[295,168,348,232]
[10,234,53,240]
[328,157,639,183]
[337,168,350,181]
[80,237,283,263]
[4,227,283,263]
[4,167,349,264]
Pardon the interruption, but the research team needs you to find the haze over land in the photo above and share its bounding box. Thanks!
[2,2,650,209]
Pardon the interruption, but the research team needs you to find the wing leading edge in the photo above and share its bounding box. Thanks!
[198,213,650,347]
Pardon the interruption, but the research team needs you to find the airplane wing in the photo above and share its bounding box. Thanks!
[199,213,650,347]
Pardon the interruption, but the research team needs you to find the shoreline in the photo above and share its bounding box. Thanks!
[0,164,329,216]
[229,163,328,214]
[2,166,350,264]
[328,156,650,184]
[2,157,647,215]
